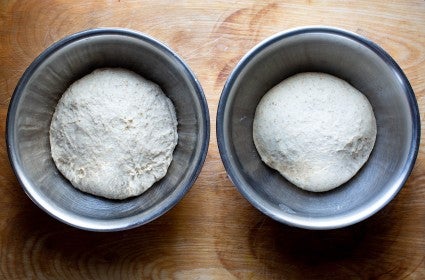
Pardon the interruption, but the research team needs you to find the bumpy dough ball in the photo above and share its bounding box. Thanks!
[253,72,376,192]
[50,68,178,199]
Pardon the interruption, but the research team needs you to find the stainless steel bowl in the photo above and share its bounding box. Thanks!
[7,28,210,231]
[217,26,420,230]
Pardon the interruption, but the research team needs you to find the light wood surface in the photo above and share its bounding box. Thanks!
[1,1,424,279]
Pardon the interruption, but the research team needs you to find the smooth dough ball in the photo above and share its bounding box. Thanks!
[253,72,377,192]
[50,68,178,199]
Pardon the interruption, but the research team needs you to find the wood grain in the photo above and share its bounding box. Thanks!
[1,0,424,279]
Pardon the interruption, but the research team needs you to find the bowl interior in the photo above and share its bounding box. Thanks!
[8,30,208,230]
[219,29,419,228]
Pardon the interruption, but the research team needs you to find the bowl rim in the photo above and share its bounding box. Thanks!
[216,26,421,230]
[6,27,210,231]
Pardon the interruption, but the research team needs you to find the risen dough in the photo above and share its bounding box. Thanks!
[253,72,376,192]
[50,68,178,199]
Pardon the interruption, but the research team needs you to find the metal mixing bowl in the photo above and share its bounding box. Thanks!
[7,28,210,231]
[217,26,420,230]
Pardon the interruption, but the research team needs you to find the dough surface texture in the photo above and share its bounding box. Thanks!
[50,68,178,199]
[253,72,376,192]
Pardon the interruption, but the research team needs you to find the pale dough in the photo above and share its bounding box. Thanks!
[50,68,178,199]
[253,72,376,192]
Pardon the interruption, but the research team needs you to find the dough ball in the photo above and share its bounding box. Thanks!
[253,72,377,192]
[50,68,178,199]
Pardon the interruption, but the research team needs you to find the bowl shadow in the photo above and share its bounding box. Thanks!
[214,183,423,279]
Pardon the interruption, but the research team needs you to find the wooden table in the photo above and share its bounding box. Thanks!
[1,1,424,279]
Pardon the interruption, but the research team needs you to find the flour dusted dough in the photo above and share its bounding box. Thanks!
[50,68,178,199]
[253,72,376,192]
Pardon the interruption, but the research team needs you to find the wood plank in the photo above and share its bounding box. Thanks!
[0,0,424,279]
